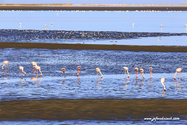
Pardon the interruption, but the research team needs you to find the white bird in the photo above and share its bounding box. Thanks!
[160,78,166,91]
[173,68,183,80]
[2,61,10,70]
[149,67,153,78]
[19,66,26,76]
[95,68,103,78]
[140,68,145,79]
[122,67,129,78]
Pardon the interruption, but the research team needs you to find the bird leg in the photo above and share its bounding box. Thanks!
[127,70,129,78]
[173,72,177,80]
[99,71,103,78]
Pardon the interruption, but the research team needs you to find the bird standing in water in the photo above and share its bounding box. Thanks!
[173,68,183,80]
[34,66,42,76]
[2,61,10,71]
[122,67,129,78]
[140,68,145,79]
[77,66,81,76]
[19,66,26,76]
[61,68,65,73]
[149,67,153,78]
[134,67,138,78]
[160,78,166,91]
[95,68,103,78]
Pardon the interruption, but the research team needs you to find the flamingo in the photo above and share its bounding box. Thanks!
[160,78,166,91]
[30,62,37,68]
[95,68,103,78]
[173,68,183,80]
[2,61,10,71]
[19,66,26,76]
[122,67,129,78]
[77,66,81,76]
[61,68,65,73]
[140,68,145,79]
[134,67,138,78]
[34,66,42,76]
[149,67,153,78]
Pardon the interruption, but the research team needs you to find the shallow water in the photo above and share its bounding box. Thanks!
[0,48,187,101]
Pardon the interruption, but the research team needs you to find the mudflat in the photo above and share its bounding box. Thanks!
[0,42,187,52]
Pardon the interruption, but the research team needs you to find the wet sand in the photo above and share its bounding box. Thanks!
[0,6,187,11]
[0,99,186,121]
[0,42,187,52]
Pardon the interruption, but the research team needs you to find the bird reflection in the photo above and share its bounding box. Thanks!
[135,77,138,87]
[19,77,26,87]
[77,76,81,85]
[62,74,66,85]
[96,76,103,87]
[3,77,9,82]
[161,90,166,97]
[140,78,145,88]
[174,79,182,91]
[150,77,153,89]
[123,78,129,87]
[31,76,42,86]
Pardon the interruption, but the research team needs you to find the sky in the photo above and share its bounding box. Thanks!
[0,0,186,4]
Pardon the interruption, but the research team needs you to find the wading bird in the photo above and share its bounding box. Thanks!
[61,68,65,73]
[173,68,183,80]
[95,68,103,78]
[34,66,42,76]
[160,78,166,91]
[30,62,37,68]
[2,61,10,71]
[149,67,153,78]
[77,66,81,76]
[140,68,145,79]
[122,67,129,78]
[19,66,26,76]
[134,67,138,78]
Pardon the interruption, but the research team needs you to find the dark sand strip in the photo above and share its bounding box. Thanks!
[0,6,187,11]
[0,99,186,120]
[0,42,187,52]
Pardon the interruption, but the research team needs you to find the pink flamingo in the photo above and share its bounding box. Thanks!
[77,66,81,76]
[134,67,138,78]
[19,66,26,76]
[34,66,42,76]
[140,68,145,79]
[173,68,182,80]
[2,61,10,71]
[30,62,37,68]
[160,78,166,91]
[95,68,103,78]
[149,67,153,78]
[61,68,65,73]
[122,67,129,78]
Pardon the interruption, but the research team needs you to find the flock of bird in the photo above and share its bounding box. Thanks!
[2,60,183,91]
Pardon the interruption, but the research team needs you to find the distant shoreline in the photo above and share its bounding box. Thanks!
[0,42,187,52]
[0,6,187,11]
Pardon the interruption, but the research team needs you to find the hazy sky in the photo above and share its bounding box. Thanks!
[0,0,186,4]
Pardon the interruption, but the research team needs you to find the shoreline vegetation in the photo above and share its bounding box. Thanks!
[0,42,187,52]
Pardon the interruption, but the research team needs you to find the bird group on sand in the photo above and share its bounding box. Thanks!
[2,61,183,92]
